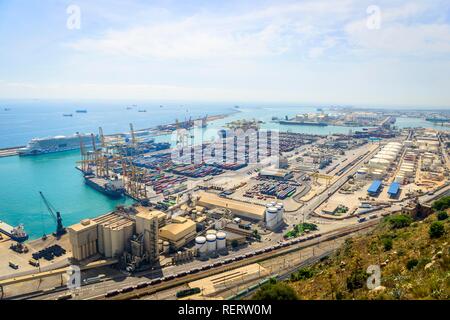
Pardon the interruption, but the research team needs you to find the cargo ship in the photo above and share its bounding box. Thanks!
[0,221,29,242]
[19,134,95,156]
[84,175,125,199]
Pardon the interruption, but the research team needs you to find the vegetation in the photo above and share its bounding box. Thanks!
[284,223,318,239]
[382,237,393,251]
[432,196,450,211]
[290,267,315,281]
[406,259,419,271]
[386,214,413,229]
[252,281,298,300]
[437,211,449,221]
[429,221,445,239]
[281,212,449,300]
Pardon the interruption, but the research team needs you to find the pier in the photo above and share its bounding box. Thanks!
[0,146,23,158]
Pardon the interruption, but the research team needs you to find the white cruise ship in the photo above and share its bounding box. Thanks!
[19,134,95,156]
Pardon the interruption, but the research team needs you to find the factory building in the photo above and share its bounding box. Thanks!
[68,219,98,261]
[197,192,266,222]
[135,210,160,264]
[69,207,163,263]
[159,216,196,250]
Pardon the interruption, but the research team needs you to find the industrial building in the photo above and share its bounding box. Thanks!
[259,168,293,181]
[159,216,196,250]
[368,180,383,196]
[197,192,266,222]
[68,207,162,264]
[387,182,401,198]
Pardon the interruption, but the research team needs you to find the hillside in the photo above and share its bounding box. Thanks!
[254,204,449,300]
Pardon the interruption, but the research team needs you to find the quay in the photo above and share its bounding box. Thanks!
[0,146,23,158]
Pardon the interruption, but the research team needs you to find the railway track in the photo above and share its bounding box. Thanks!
[100,219,379,300]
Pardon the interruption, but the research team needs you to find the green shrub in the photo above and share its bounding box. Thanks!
[432,196,450,211]
[437,211,449,221]
[429,221,445,239]
[346,268,368,291]
[291,267,315,281]
[406,259,419,270]
[382,238,393,251]
[253,282,298,300]
[387,215,413,229]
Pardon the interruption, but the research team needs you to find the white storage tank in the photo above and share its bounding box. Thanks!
[158,239,163,253]
[163,241,170,254]
[195,236,207,255]
[265,207,278,230]
[275,204,284,224]
[216,232,227,252]
[206,229,217,236]
[206,234,217,253]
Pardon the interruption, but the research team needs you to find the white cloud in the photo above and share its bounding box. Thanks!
[67,0,358,60]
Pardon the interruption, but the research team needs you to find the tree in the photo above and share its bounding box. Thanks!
[429,221,445,239]
[432,196,450,211]
[387,215,413,229]
[252,282,298,300]
[437,211,449,221]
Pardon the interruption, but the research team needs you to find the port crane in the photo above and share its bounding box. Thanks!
[39,191,66,238]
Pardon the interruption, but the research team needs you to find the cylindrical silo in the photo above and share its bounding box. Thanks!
[195,236,207,256]
[158,239,163,253]
[216,232,227,252]
[206,229,217,236]
[265,207,278,230]
[163,241,170,254]
[206,234,217,253]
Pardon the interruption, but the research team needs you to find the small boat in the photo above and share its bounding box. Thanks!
[76,110,87,113]
[63,114,73,117]
[126,106,132,110]
[4,108,11,111]
[138,110,147,113]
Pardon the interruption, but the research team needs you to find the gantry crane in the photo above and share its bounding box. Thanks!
[39,191,66,238]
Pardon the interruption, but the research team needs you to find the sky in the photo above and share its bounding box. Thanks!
[0,0,450,107]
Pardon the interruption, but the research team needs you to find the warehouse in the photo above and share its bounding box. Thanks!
[197,192,266,222]
[367,180,383,196]
[159,216,196,250]
[387,182,401,198]
[259,168,293,181]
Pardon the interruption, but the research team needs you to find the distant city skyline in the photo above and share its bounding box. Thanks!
[1,0,450,107]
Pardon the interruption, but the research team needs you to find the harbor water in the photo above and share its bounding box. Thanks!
[0,101,448,240]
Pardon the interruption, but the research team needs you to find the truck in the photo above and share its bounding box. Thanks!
[358,217,367,223]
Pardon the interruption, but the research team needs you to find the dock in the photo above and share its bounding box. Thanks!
[0,147,23,158]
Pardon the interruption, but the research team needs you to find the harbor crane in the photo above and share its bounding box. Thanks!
[39,191,66,238]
